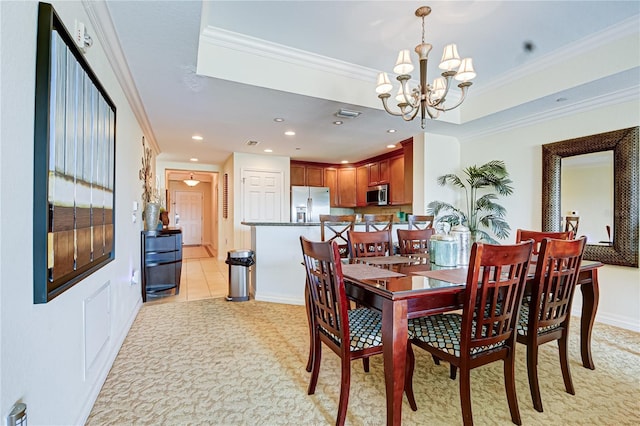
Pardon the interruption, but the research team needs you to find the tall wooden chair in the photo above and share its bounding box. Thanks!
[516,236,586,412]
[320,214,356,258]
[347,230,391,258]
[397,228,434,255]
[515,229,574,255]
[363,214,394,232]
[300,237,414,425]
[564,216,580,235]
[406,240,533,426]
[407,214,435,230]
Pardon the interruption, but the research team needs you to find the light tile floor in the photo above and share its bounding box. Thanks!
[145,245,228,305]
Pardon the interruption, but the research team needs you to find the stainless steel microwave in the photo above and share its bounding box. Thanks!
[366,184,389,205]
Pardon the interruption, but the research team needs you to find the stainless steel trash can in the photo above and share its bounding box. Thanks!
[225,249,255,301]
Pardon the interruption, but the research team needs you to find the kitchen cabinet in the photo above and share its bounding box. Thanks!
[368,159,390,186]
[324,167,339,206]
[141,229,182,302]
[389,155,404,205]
[290,161,324,186]
[356,165,368,206]
[337,168,356,207]
[291,163,305,186]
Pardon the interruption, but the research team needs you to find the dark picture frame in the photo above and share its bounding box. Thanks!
[33,2,117,303]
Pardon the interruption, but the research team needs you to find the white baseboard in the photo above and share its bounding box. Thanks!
[254,293,305,306]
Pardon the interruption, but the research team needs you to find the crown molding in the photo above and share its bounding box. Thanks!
[81,0,160,155]
[200,26,380,83]
[459,86,640,142]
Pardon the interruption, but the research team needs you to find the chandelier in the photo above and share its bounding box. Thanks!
[375,6,476,129]
[183,173,200,187]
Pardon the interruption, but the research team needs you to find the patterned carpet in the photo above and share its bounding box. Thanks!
[87,299,640,425]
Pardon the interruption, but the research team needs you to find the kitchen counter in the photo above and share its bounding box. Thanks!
[242,221,409,305]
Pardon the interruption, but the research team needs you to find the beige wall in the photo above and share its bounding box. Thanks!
[457,100,640,330]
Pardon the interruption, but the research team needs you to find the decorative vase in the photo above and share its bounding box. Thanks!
[144,202,161,231]
[160,211,170,228]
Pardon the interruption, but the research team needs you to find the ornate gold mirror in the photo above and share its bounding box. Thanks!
[542,127,638,267]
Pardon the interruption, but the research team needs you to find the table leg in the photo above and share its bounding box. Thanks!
[579,268,599,370]
[382,298,408,426]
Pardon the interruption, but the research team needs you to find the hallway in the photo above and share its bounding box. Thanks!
[145,245,228,305]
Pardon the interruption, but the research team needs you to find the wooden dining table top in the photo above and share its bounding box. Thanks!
[342,254,603,297]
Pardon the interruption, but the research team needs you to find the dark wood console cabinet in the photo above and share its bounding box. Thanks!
[141,229,182,302]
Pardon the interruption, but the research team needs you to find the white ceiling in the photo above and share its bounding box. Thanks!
[98,1,640,166]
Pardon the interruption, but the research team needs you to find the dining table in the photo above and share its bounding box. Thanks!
[341,254,602,426]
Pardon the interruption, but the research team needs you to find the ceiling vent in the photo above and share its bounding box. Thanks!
[246,140,259,146]
[335,108,362,119]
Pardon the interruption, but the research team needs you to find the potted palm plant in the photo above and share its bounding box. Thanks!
[427,160,514,244]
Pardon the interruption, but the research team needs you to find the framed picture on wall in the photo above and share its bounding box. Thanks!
[33,2,116,303]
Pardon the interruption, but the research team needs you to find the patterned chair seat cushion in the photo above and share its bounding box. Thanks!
[320,308,383,352]
[517,298,561,337]
[408,314,506,358]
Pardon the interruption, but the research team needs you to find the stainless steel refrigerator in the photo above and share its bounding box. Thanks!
[291,186,330,223]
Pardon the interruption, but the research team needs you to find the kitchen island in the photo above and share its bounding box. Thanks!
[242,221,408,305]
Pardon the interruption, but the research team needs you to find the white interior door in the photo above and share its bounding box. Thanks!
[242,170,282,223]
[175,191,203,245]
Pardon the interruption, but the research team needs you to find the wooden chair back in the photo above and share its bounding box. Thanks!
[564,216,580,235]
[363,214,394,232]
[348,230,391,258]
[461,241,533,358]
[515,229,574,255]
[319,214,356,258]
[407,214,434,230]
[397,228,434,254]
[517,236,586,412]
[300,237,350,356]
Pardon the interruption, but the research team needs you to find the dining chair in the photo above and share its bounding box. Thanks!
[300,236,414,425]
[407,214,435,230]
[397,228,434,254]
[516,236,587,413]
[304,215,356,372]
[515,229,574,255]
[347,230,392,258]
[320,214,356,258]
[363,214,394,232]
[564,216,580,235]
[406,240,533,426]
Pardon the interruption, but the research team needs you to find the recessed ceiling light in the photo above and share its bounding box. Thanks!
[192,135,203,141]
[284,131,296,136]
[333,120,343,125]
[387,129,396,133]
[274,118,284,122]
[264,149,273,153]
[190,158,198,162]
[387,144,396,149]
[341,160,349,164]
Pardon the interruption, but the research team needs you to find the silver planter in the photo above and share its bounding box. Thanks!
[144,202,161,231]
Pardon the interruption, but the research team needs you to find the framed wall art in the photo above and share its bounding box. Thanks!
[33,2,116,303]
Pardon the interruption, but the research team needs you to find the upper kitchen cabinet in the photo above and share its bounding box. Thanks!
[356,165,368,206]
[337,168,357,207]
[290,161,324,187]
[389,155,405,205]
[324,167,339,206]
[368,159,390,186]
